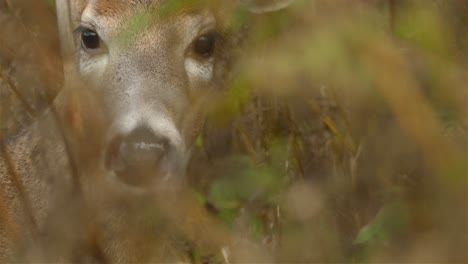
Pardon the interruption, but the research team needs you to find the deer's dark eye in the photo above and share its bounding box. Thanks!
[193,32,217,58]
[81,29,100,50]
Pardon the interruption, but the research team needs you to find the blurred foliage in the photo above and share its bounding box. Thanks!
[0,0,467,263]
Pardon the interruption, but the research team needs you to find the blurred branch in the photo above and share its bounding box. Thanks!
[363,36,464,179]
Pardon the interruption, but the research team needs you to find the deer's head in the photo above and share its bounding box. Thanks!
[56,0,293,192]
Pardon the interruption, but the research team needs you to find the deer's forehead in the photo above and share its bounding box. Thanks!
[78,0,205,19]
[79,0,210,30]
[92,0,158,17]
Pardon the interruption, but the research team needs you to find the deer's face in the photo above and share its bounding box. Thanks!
[66,0,292,192]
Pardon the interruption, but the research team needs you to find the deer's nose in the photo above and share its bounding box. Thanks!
[105,126,170,187]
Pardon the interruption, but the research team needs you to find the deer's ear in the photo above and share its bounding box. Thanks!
[56,0,86,83]
[56,0,75,59]
[240,0,294,14]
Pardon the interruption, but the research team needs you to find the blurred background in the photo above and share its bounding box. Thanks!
[0,0,466,262]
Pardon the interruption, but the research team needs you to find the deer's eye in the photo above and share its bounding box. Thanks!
[193,32,217,58]
[81,28,100,50]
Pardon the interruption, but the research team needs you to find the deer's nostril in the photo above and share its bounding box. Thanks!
[105,126,169,187]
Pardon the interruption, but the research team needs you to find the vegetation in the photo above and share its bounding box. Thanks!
[0,0,466,262]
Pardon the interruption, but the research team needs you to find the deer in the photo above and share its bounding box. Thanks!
[0,0,295,262]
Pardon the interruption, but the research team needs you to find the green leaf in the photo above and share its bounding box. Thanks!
[196,134,203,149]
[192,191,205,205]
[253,216,265,239]
[218,208,238,227]
[354,202,410,244]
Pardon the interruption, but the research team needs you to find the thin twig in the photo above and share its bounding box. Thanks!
[283,103,304,178]
[237,124,259,162]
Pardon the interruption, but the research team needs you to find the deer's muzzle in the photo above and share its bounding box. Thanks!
[105,126,172,188]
